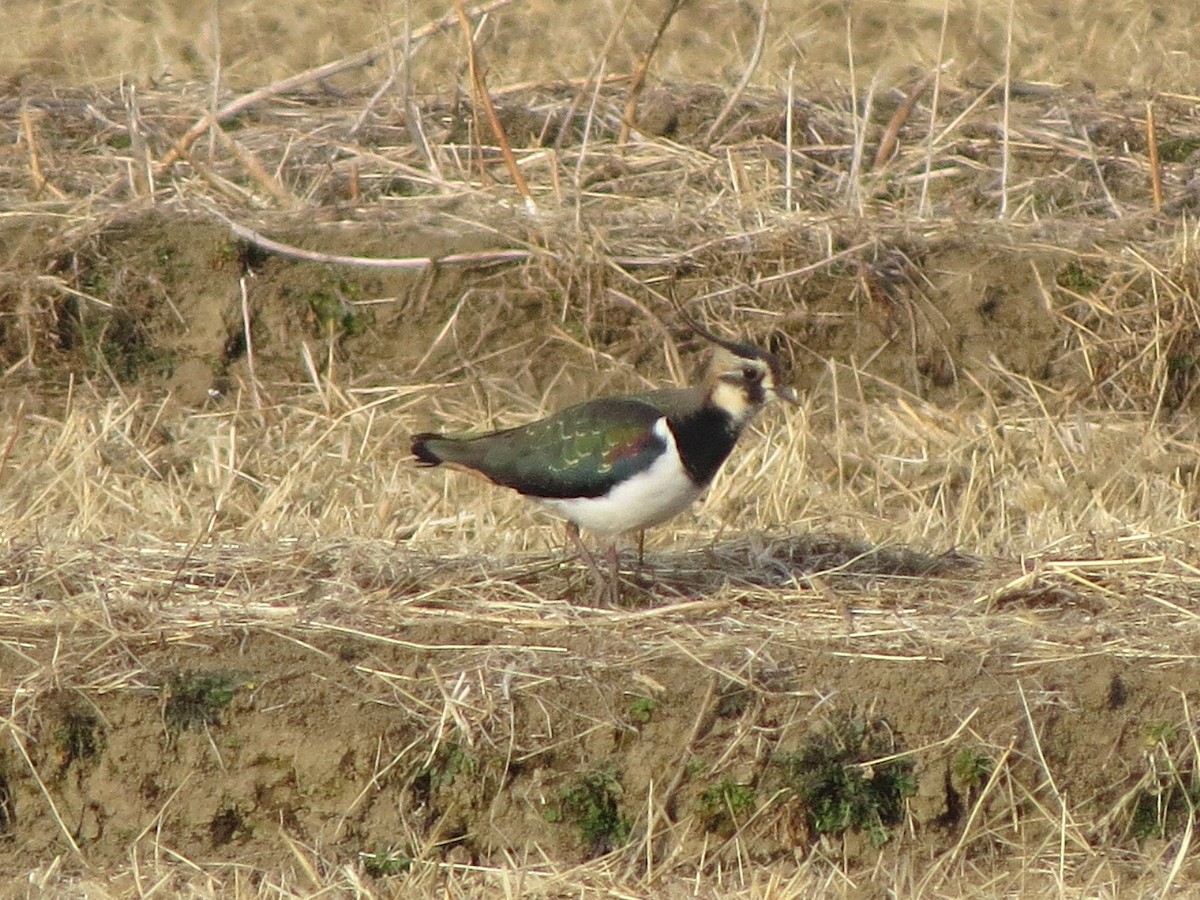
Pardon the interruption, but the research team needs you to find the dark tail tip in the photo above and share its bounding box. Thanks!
[411,433,444,467]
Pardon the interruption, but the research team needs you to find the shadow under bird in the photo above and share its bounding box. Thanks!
[411,321,798,602]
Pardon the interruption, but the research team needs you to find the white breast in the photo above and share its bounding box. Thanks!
[537,418,702,536]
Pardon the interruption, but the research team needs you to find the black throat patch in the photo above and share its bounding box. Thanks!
[668,406,740,487]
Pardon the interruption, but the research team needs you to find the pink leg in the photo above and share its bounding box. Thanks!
[606,542,620,605]
[566,522,614,605]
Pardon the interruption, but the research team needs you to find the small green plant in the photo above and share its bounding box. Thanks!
[1128,722,1199,840]
[698,778,757,834]
[1056,260,1102,294]
[716,681,753,719]
[213,238,241,268]
[774,711,917,847]
[1130,779,1200,840]
[66,302,175,383]
[1158,136,1200,164]
[1168,354,1197,376]
[361,849,413,877]
[1145,721,1177,746]
[951,746,994,795]
[552,767,630,855]
[55,709,103,765]
[628,695,657,725]
[306,284,366,338]
[412,744,478,805]
[164,671,252,731]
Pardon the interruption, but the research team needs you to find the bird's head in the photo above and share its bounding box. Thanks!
[684,314,798,426]
[706,341,798,425]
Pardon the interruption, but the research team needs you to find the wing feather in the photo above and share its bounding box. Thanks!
[413,398,668,499]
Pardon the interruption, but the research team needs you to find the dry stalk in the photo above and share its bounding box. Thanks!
[0,401,25,485]
[555,0,637,149]
[617,0,687,146]
[209,209,535,269]
[918,0,951,216]
[452,0,537,213]
[3,716,84,860]
[1017,680,1088,853]
[702,0,770,149]
[210,124,298,207]
[19,103,65,199]
[998,0,1015,218]
[238,274,263,419]
[1147,100,1163,211]
[784,63,796,211]
[623,674,718,878]
[872,70,936,170]
[157,0,524,170]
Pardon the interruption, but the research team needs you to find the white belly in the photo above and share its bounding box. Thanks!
[537,419,702,536]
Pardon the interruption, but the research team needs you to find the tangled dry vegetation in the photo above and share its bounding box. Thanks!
[4,1,1200,897]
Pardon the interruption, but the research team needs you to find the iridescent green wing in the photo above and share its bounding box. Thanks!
[429,398,668,499]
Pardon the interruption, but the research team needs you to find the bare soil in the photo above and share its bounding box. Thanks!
[4,534,1200,891]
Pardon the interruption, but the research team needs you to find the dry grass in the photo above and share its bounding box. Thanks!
[4,1,1200,897]
[6,0,1200,94]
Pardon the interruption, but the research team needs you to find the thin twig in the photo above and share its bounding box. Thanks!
[211,124,298,207]
[124,82,154,197]
[207,3,222,163]
[1076,117,1123,217]
[239,275,263,417]
[702,0,770,149]
[919,0,951,216]
[349,14,401,138]
[1147,100,1163,211]
[623,674,718,878]
[0,401,25,485]
[19,102,66,199]
[554,0,637,148]
[784,63,796,211]
[998,0,1015,218]
[452,0,537,213]
[617,0,687,145]
[5,719,84,859]
[158,0,523,170]
[873,70,936,170]
[209,209,535,269]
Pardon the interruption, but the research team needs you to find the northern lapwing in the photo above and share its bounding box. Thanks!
[411,319,798,602]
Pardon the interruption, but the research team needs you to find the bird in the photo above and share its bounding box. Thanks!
[411,318,798,602]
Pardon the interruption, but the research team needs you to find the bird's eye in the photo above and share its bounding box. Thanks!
[742,365,761,382]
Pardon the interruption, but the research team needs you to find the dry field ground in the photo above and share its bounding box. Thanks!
[4,1,1200,897]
